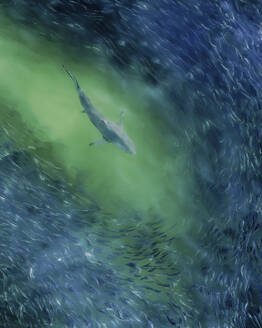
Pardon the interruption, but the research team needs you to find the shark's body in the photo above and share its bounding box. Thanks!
[63,66,136,154]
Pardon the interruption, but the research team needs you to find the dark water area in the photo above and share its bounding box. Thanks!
[0,1,262,327]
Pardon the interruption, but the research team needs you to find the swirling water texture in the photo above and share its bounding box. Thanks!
[0,1,262,327]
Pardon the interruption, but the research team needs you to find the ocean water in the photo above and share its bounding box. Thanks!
[0,13,195,224]
[0,1,262,327]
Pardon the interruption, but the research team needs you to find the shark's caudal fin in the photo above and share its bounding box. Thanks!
[62,65,80,90]
[63,65,94,114]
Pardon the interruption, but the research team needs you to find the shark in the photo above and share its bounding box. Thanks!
[63,65,136,154]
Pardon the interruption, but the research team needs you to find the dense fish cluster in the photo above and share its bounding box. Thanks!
[0,110,183,327]
[0,0,262,327]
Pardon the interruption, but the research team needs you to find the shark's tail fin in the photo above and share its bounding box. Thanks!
[62,65,80,90]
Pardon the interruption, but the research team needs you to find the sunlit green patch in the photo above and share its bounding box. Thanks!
[0,13,195,234]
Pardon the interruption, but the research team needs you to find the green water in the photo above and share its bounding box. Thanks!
[0,13,195,234]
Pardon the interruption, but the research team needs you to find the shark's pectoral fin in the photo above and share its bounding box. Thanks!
[117,111,125,127]
[89,138,107,147]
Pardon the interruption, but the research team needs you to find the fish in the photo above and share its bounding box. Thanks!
[63,65,136,154]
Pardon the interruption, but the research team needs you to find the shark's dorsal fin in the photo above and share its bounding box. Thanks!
[117,111,125,127]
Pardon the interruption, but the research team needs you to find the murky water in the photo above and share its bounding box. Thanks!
[0,13,195,232]
[0,2,261,327]
[0,12,203,326]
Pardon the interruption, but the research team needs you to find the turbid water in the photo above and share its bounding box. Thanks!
[0,2,261,327]
[0,13,201,326]
[0,13,195,234]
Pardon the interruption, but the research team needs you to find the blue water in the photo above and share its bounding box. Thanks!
[0,1,262,327]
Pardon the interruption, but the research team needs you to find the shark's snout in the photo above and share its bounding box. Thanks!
[128,140,136,155]
[128,145,136,155]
